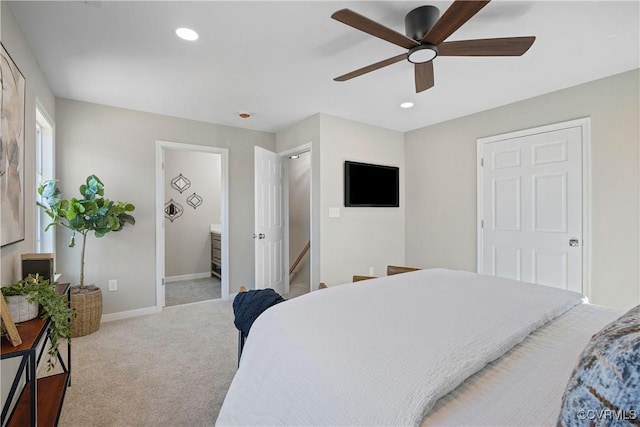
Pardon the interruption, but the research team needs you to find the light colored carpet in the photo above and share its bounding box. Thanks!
[59,283,310,426]
[165,277,221,307]
[59,299,237,426]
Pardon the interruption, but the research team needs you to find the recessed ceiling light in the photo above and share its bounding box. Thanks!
[175,27,199,41]
[400,102,414,109]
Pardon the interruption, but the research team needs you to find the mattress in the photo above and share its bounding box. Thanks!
[217,269,591,426]
[422,302,621,426]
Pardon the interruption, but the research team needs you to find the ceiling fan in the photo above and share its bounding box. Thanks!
[331,1,535,93]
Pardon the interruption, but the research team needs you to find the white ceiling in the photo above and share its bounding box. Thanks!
[7,1,640,134]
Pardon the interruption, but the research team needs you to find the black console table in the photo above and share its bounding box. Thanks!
[1,283,71,427]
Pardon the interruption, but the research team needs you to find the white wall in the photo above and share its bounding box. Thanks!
[54,98,275,314]
[319,114,405,286]
[277,114,406,288]
[405,69,640,311]
[164,150,221,278]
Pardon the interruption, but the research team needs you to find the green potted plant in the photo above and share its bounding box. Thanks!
[37,175,135,337]
[1,274,73,369]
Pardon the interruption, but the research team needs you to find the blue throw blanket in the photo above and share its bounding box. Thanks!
[233,289,286,338]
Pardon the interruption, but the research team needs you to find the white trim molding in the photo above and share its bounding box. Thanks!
[101,306,157,323]
[279,142,314,295]
[165,272,211,283]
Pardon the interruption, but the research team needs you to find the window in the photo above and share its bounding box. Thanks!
[35,106,55,254]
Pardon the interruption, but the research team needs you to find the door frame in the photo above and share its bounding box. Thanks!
[279,142,314,294]
[155,140,229,312]
[476,117,592,298]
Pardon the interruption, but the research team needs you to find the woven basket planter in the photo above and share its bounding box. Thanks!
[71,287,103,337]
[5,295,39,323]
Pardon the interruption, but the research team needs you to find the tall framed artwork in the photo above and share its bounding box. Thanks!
[1,43,26,247]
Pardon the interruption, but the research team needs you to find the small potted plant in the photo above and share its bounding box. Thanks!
[37,175,135,337]
[1,274,73,369]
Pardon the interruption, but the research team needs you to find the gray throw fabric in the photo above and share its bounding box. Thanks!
[557,304,640,426]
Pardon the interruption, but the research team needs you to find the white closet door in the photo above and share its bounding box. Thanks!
[480,126,583,292]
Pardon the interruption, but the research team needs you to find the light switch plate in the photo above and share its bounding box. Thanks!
[329,207,340,218]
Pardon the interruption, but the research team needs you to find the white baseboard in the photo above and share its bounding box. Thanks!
[165,272,211,283]
[101,306,158,323]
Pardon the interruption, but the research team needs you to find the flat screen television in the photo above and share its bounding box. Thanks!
[344,161,399,207]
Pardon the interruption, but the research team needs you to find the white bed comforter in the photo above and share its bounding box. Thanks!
[216,269,585,426]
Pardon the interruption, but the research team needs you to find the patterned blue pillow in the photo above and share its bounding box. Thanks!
[557,304,640,426]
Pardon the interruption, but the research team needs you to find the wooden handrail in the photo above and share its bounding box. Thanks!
[289,240,310,275]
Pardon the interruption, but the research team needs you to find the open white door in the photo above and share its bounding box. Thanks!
[478,120,588,294]
[254,147,286,294]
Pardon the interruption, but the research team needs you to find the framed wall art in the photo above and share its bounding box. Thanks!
[1,43,26,247]
[186,192,203,209]
[171,173,191,193]
[164,199,184,222]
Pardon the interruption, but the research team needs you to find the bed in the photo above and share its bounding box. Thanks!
[216,269,633,426]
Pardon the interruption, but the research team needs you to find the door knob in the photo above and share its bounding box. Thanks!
[569,239,580,247]
[258,233,266,239]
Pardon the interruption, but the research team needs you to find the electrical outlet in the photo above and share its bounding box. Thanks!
[368,266,374,276]
[108,279,118,291]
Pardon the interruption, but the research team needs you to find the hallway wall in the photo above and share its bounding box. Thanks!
[288,151,311,287]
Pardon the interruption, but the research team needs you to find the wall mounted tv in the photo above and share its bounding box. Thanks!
[344,161,399,207]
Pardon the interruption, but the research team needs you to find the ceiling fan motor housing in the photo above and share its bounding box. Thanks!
[404,5,440,41]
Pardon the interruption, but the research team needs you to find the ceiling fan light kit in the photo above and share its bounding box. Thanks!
[332,0,535,93]
[408,44,438,64]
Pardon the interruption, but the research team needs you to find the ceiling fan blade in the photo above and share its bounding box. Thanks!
[415,61,434,93]
[334,53,407,82]
[438,36,535,56]
[332,9,419,50]
[422,0,491,46]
